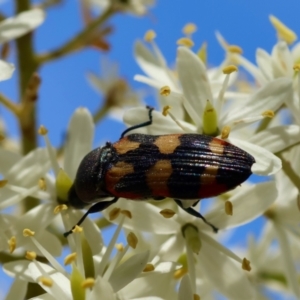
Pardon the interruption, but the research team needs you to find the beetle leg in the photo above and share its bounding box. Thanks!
[120,106,154,138]
[174,199,218,233]
[64,197,119,237]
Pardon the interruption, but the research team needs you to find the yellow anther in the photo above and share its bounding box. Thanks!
[194,294,201,300]
[262,110,274,118]
[225,201,233,216]
[242,257,251,271]
[223,65,238,74]
[173,267,188,280]
[177,37,194,48]
[0,179,8,187]
[109,207,121,221]
[121,209,132,219]
[160,85,171,96]
[53,204,68,214]
[8,236,16,254]
[39,277,53,287]
[115,243,124,251]
[144,30,156,42]
[64,252,77,265]
[38,125,48,135]
[227,45,243,54]
[182,23,197,35]
[293,64,300,71]
[25,251,37,260]
[269,15,297,44]
[23,229,35,237]
[82,278,95,289]
[221,126,231,139]
[38,178,47,191]
[162,105,171,116]
[127,232,138,249]
[143,263,155,272]
[160,209,176,218]
[72,225,83,234]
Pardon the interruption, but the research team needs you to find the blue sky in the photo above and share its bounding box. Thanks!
[1,0,299,298]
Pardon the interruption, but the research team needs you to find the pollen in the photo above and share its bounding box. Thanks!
[173,267,188,280]
[177,37,194,48]
[39,276,53,287]
[8,236,16,253]
[293,63,300,71]
[25,251,37,260]
[38,125,48,135]
[53,204,68,214]
[160,209,176,218]
[127,232,138,249]
[64,252,77,265]
[182,23,197,35]
[242,257,251,271]
[0,179,8,187]
[221,126,231,139]
[72,225,83,234]
[160,86,171,96]
[38,178,47,191]
[227,45,243,54]
[223,65,238,74]
[81,278,95,289]
[109,207,121,221]
[23,229,35,237]
[143,263,155,272]
[225,201,233,216]
[269,15,297,44]
[262,110,274,118]
[121,209,132,219]
[144,30,156,42]
[115,243,124,251]
[162,105,171,116]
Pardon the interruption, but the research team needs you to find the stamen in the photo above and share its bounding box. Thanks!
[223,65,238,74]
[121,209,132,219]
[8,236,16,253]
[160,209,176,218]
[293,63,300,71]
[53,204,68,214]
[81,278,95,289]
[23,229,35,237]
[162,105,171,116]
[25,251,37,260]
[225,201,233,215]
[143,263,155,272]
[173,267,188,279]
[242,258,251,271]
[182,23,197,35]
[160,85,171,96]
[144,30,156,42]
[109,207,121,221]
[38,178,47,191]
[221,126,231,139]
[194,294,200,300]
[177,37,194,48]
[39,277,53,287]
[38,125,48,135]
[64,252,77,265]
[227,45,243,54]
[115,243,124,251]
[72,225,83,234]
[162,106,188,132]
[127,232,138,249]
[269,15,297,44]
[262,110,274,118]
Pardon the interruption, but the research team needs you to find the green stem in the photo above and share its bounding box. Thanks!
[36,6,114,64]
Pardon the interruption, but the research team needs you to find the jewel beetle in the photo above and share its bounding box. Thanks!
[63,107,255,236]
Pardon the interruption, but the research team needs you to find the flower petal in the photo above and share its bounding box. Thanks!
[0,60,14,81]
[178,275,193,300]
[89,277,116,300]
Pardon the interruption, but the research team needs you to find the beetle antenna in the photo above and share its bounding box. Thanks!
[120,106,154,138]
[64,197,119,237]
[174,199,218,233]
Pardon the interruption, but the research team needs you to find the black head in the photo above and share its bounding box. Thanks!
[68,145,113,208]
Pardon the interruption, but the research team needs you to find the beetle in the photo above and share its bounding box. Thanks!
[63,107,255,237]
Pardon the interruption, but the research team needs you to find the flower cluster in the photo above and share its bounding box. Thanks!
[0,6,300,300]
